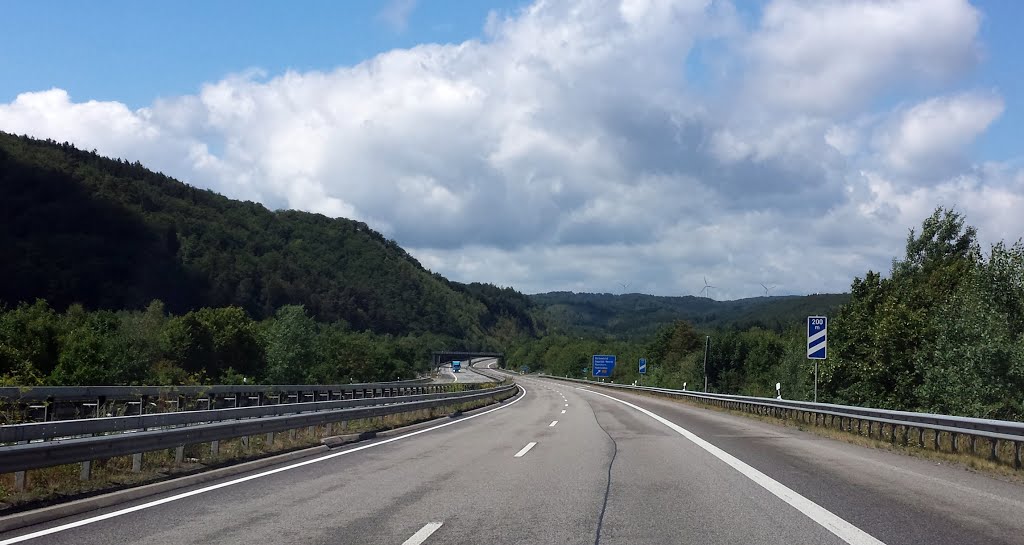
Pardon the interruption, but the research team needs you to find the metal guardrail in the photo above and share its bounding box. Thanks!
[0,389,489,444]
[542,376,1024,468]
[0,378,457,423]
[0,382,517,475]
[465,362,505,382]
[0,378,431,403]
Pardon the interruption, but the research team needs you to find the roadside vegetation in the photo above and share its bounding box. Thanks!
[517,208,1024,422]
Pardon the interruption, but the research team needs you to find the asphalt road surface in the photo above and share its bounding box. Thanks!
[3,374,1023,545]
[434,358,499,384]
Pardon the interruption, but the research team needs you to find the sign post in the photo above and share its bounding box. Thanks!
[638,358,647,386]
[592,355,616,378]
[807,316,827,402]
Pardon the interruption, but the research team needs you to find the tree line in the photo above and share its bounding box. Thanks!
[518,208,1024,421]
[0,131,538,344]
[0,300,455,386]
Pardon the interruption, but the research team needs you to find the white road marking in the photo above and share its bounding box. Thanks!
[549,420,558,427]
[402,522,443,545]
[514,442,538,458]
[577,388,886,545]
[561,410,566,414]
[564,404,568,407]
[0,386,529,545]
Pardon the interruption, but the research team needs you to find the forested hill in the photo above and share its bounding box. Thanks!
[0,132,537,343]
[531,291,850,338]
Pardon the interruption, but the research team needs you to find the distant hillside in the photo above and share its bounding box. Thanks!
[531,291,850,337]
[0,132,538,345]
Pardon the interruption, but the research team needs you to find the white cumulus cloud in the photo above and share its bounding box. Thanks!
[875,92,1005,178]
[0,0,1016,299]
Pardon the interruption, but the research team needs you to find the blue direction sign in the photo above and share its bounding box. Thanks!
[592,355,616,377]
[807,316,827,359]
[639,358,648,374]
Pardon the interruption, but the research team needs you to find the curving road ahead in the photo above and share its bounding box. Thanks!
[434,358,500,384]
[2,374,1023,545]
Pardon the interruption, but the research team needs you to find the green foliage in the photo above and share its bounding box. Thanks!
[263,305,318,384]
[0,299,447,386]
[531,291,849,338]
[823,207,1024,420]
[0,132,536,347]
[522,209,1024,421]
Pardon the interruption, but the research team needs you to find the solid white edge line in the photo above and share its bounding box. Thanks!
[564,404,568,407]
[402,522,444,545]
[549,420,558,427]
[514,442,538,458]
[575,387,886,545]
[560,410,566,414]
[0,385,528,545]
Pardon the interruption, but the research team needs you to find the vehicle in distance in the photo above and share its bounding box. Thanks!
[451,360,461,373]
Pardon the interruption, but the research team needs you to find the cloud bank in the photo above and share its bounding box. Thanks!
[1,0,1018,298]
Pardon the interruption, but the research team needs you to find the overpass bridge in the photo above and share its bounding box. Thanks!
[431,351,504,369]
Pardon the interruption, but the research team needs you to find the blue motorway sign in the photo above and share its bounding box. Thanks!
[639,358,648,374]
[807,316,827,360]
[592,354,616,377]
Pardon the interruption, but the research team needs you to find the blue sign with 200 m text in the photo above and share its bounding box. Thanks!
[807,316,827,360]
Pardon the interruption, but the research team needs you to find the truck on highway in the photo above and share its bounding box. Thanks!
[451,360,461,373]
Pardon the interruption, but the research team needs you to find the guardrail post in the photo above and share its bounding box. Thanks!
[990,439,999,461]
[132,453,143,472]
[15,470,26,492]
[175,445,184,463]
[933,430,941,450]
[1015,442,1021,469]
[951,433,959,453]
[241,436,250,451]
[289,428,297,440]
[918,428,925,447]
[970,435,977,454]
[211,440,220,456]
[80,460,92,480]
[266,432,275,445]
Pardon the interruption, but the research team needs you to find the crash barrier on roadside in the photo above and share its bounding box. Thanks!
[542,375,1024,469]
[0,378,462,424]
[0,380,517,488]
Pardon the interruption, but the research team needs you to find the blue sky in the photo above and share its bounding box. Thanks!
[1,1,1021,298]
[0,1,526,107]
[2,0,1019,162]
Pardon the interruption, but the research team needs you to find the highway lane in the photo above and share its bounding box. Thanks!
[434,362,458,383]
[432,360,495,384]
[3,374,1023,545]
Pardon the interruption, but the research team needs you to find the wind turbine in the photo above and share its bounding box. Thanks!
[619,282,630,294]
[700,276,716,299]
[760,283,776,297]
